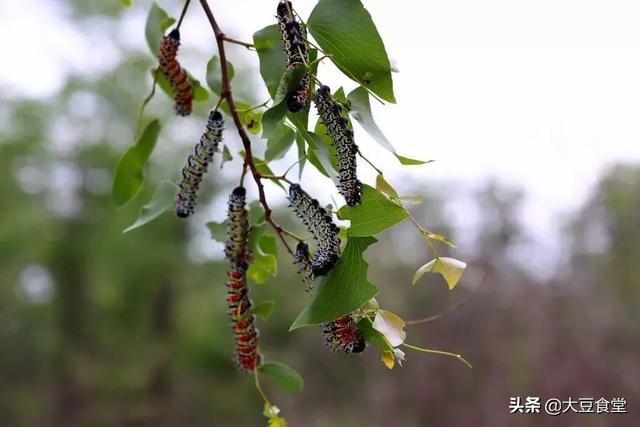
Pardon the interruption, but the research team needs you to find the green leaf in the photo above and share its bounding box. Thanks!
[241,300,275,321]
[261,102,288,139]
[358,317,393,352]
[265,125,295,162]
[112,120,161,208]
[145,3,175,56]
[412,257,467,290]
[397,155,430,165]
[220,145,233,168]
[120,0,132,6]
[274,64,307,105]
[253,25,287,98]
[123,180,178,233]
[338,185,408,236]
[259,362,304,393]
[206,220,228,243]
[290,237,378,329]
[247,226,278,284]
[308,0,395,102]
[206,56,235,95]
[248,200,265,225]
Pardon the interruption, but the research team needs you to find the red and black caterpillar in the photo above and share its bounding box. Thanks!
[276,1,311,112]
[176,110,224,218]
[288,184,341,276]
[315,85,362,206]
[322,315,367,354]
[224,187,261,371]
[158,29,193,116]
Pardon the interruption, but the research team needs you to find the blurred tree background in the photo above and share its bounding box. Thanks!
[1,1,639,426]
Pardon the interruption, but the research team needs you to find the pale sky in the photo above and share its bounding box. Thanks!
[3,0,640,275]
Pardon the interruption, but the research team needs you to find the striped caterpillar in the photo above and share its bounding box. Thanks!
[175,110,224,218]
[224,187,261,371]
[276,1,311,112]
[322,315,367,354]
[288,184,341,276]
[314,85,362,206]
[157,29,193,116]
[225,187,251,263]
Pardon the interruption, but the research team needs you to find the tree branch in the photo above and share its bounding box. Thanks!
[198,0,293,255]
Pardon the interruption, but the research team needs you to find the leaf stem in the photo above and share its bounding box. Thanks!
[253,368,271,406]
[136,67,159,137]
[401,343,472,369]
[222,35,255,50]
[176,0,191,29]
[357,150,383,175]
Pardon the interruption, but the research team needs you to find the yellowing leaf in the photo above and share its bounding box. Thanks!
[372,310,406,347]
[412,257,467,290]
[382,351,395,369]
[268,416,288,427]
[375,174,398,199]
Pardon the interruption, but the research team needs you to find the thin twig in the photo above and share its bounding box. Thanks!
[177,0,191,29]
[199,0,293,255]
[136,68,159,136]
[357,149,383,175]
[222,35,255,50]
[406,270,488,326]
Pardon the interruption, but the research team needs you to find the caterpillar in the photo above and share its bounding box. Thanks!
[226,258,262,371]
[157,29,193,116]
[315,85,362,206]
[276,1,311,112]
[223,186,261,371]
[224,186,250,263]
[175,110,224,218]
[288,184,341,276]
[322,315,367,354]
[293,241,315,291]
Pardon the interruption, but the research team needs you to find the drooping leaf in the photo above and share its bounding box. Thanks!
[206,220,228,243]
[338,185,408,236]
[241,300,275,321]
[382,351,395,369]
[220,145,233,168]
[412,257,467,290]
[253,25,287,98]
[123,181,178,233]
[291,237,378,329]
[145,3,175,55]
[112,120,161,208]
[375,174,399,199]
[259,362,304,393]
[397,155,431,166]
[348,86,428,165]
[357,317,392,352]
[264,404,288,427]
[206,55,235,95]
[372,310,406,347]
[265,125,295,162]
[308,0,395,102]
[348,86,393,152]
[247,225,278,284]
